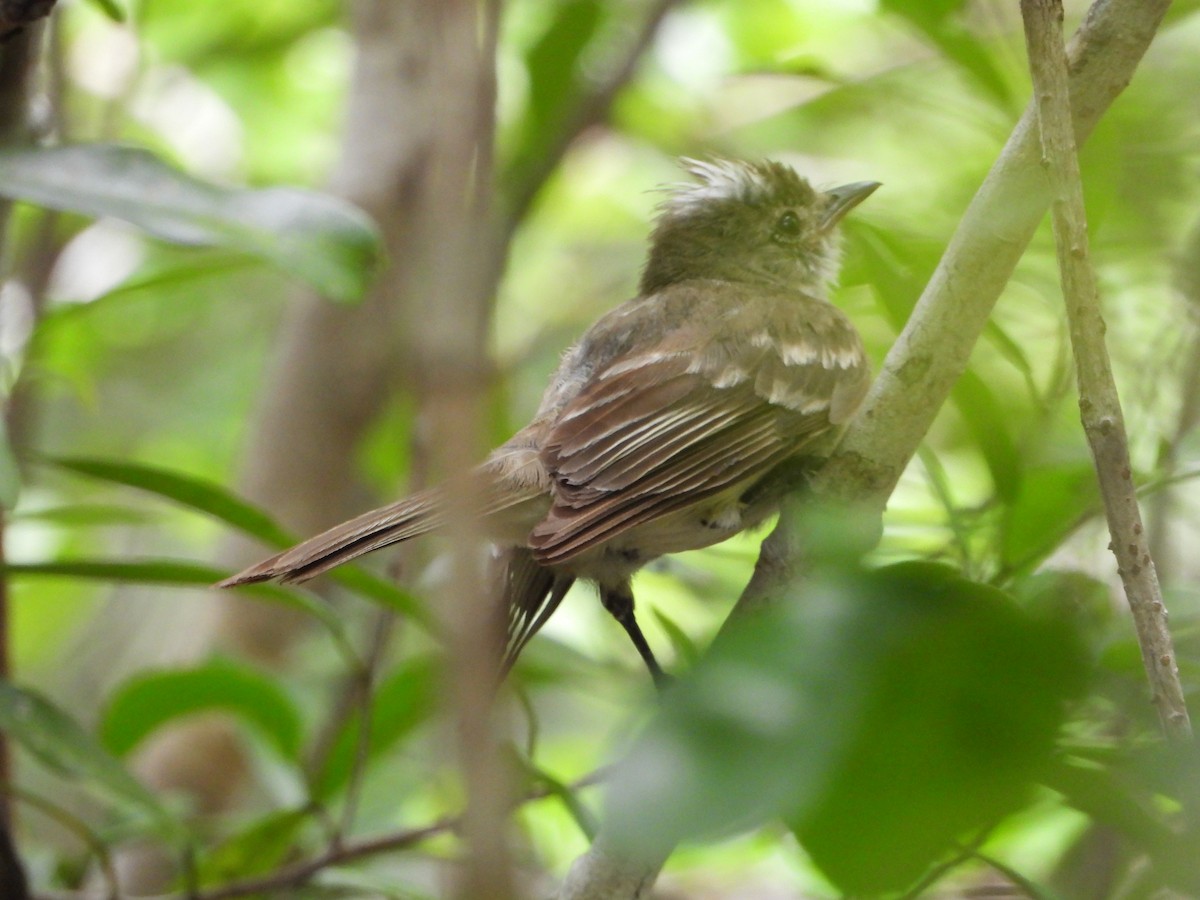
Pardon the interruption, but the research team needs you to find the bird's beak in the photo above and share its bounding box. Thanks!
[820,181,881,230]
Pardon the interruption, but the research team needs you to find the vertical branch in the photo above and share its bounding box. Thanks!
[1019,0,1190,740]
[410,2,514,896]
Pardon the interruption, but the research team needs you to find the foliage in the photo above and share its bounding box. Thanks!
[0,0,1197,898]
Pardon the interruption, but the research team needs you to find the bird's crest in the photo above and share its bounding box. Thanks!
[661,158,814,217]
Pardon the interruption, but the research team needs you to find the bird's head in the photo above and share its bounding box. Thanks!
[640,158,879,297]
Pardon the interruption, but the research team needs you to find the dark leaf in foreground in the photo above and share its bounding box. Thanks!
[605,561,1088,894]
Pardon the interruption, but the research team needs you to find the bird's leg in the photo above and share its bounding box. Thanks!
[600,585,668,689]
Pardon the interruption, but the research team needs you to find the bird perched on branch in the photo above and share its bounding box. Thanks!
[218,159,877,686]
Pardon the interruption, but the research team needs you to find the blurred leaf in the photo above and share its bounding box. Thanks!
[310,656,438,801]
[652,607,701,668]
[952,370,1022,502]
[983,321,1039,397]
[880,0,1015,106]
[1046,755,1200,895]
[0,144,380,301]
[0,419,20,510]
[194,807,311,887]
[516,755,599,840]
[43,456,430,625]
[0,680,180,835]
[46,456,291,545]
[503,0,602,202]
[2,559,349,649]
[85,0,127,22]
[11,504,156,527]
[605,562,1088,894]
[1000,462,1100,574]
[848,221,938,326]
[101,657,303,761]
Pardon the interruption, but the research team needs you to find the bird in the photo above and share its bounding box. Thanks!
[218,158,877,686]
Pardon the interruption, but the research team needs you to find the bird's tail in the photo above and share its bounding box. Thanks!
[216,488,449,588]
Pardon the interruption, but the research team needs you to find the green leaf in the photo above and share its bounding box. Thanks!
[11,503,156,527]
[1046,755,1200,895]
[0,680,180,835]
[604,562,1089,894]
[983,321,1039,398]
[101,658,304,762]
[311,656,438,801]
[1000,462,1100,574]
[502,0,602,209]
[651,607,701,668]
[952,370,1022,503]
[0,418,20,510]
[43,456,431,625]
[85,0,126,22]
[517,755,599,840]
[2,559,348,648]
[194,807,312,887]
[45,456,291,545]
[880,0,1015,106]
[0,144,380,301]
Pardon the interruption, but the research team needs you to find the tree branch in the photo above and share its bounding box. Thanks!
[739,0,1173,612]
[562,0,1176,895]
[1020,0,1189,740]
[93,770,605,900]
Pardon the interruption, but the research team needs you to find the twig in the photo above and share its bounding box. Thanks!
[1020,0,1190,741]
[172,769,607,900]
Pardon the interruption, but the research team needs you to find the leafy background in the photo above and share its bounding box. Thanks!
[0,0,1199,897]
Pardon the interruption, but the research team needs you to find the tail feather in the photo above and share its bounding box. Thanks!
[216,469,547,589]
[216,489,445,588]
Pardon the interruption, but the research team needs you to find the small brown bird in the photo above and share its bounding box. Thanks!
[219,159,877,685]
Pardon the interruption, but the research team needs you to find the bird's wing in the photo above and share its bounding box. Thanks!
[529,288,869,565]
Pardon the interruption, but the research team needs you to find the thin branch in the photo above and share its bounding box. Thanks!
[156,769,607,900]
[1020,0,1190,740]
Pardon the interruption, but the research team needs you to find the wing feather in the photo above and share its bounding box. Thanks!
[527,282,871,565]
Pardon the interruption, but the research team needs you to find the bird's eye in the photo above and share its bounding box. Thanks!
[775,210,801,237]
